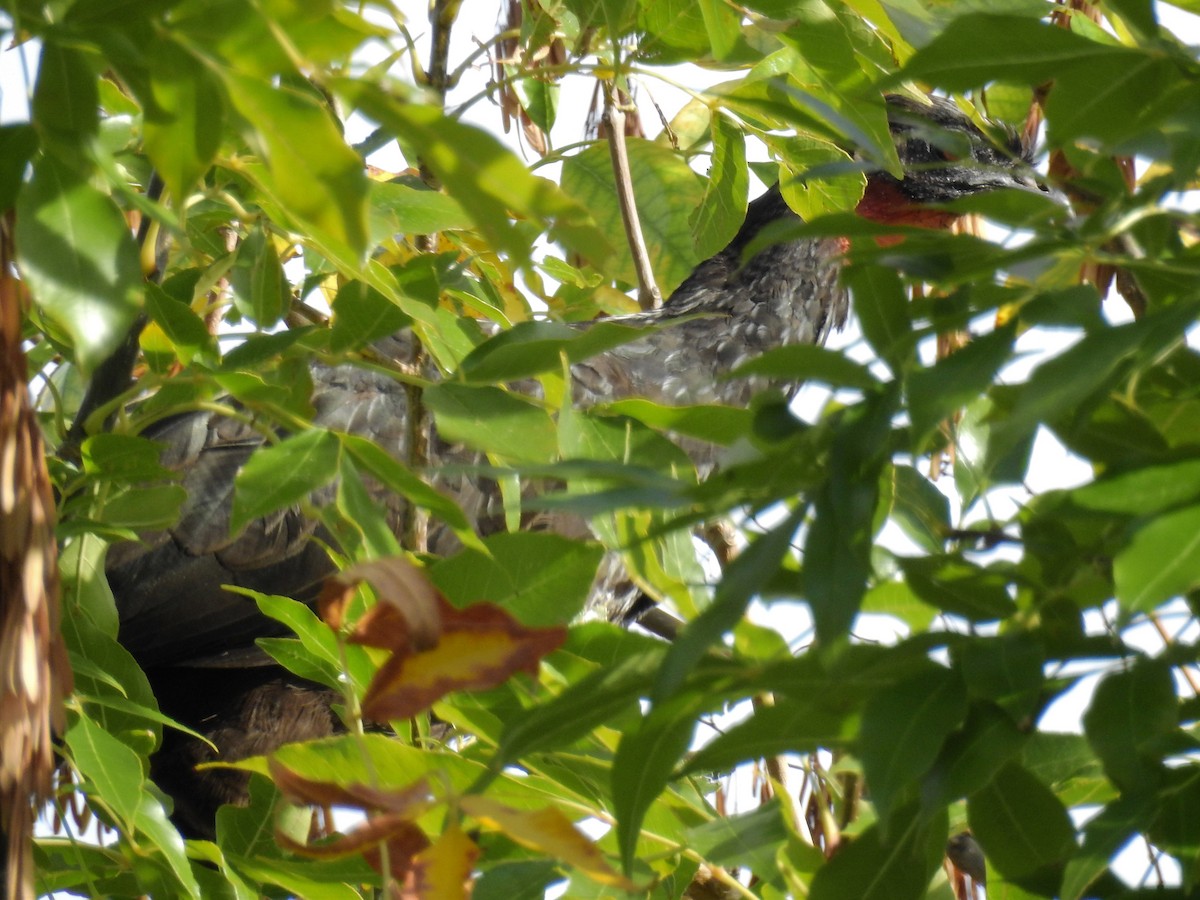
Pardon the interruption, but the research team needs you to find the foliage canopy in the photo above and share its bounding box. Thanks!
[5,0,1200,897]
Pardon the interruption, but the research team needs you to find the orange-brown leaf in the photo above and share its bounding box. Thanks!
[276,812,430,880]
[411,824,479,900]
[362,612,565,722]
[269,759,433,816]
[320,557,443,649]
[461,796,636,890]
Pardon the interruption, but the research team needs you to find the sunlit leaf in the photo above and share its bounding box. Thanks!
[229,225,288,327]
[560,139,704,294]
[429,532,604,626]
[225,72,369,260]
[339,83,609,266]
[64,711,144,829]
[462,796,635,890]
[690,114,747,259]
[358,594,565,722]
[424,383,558,463]
[411,825,479,900]
[143,38,223,200]
[15,155,142,374]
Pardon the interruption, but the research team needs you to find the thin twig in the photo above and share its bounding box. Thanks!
[602,80,661,311]
[1148,611,1200,695]
[401,0,461,557]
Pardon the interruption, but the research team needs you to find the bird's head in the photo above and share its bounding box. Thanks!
[856,94,1056,230]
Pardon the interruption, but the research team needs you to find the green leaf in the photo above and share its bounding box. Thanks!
[897,555,1018,622]
[1072,458,1200,516]
[251,592,345,680]
[230,429,341,534]
[923,702,1027,809]
[429,532,604,626]
[684,800,787,873]
[32,41,99,153]
[774,132,864,220]
[1114,504,1200,613]
[1149,766,1200,877]
[777,11,896,168]
[65,711,145,828]
[881,464,950,554]
[690,114,747,259]
[15,155,143,374]
[1082,658,1177,795]
[423,383,557,463]
[969,762,1075,890]
[458,319,656,384]
[809,803,947,900]
[682,697,853,775]
[144,283,214,363]
[987,310,1193,470]
[143,38,223,201]
[613,692,703,874]
[654,505,806,701]
[906,324,1016,448]
[224,72,369,261]
[730,343,878,391]
[230,225,288,327]
[495,646,665,765]
[133,792,202,898]
[697,0,741,59]
[636,0,710,63]
[215,777,284,864]
[900,14,1122,90]
[340,83,609,267]
[846,263,912,375]
[329,278,411,353]
[1021,732,1103,790]
[369,177,472,239]
[959,635,1044,712]
[601,399,752,447]
[805,389,896,641]
[1061,795,1152,900]
[338,433,482,550]
[0,124,38,211]
[474,861,560,900]
[81,433,176,483]
[327,455,402,559]
[954,392,1036,503]
[101,484,187,529]
[859,665,967,821]
[560,138,704,294]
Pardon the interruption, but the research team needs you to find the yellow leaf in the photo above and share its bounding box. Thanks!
[461,796,637,891]
[412,824,479,899]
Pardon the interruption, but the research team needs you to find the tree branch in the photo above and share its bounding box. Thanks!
[60,172,164,460]
[603,80,661,311]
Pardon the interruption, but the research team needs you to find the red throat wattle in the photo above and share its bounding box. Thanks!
[854,177,961,246]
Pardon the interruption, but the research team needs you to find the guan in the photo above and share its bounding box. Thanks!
[104,94,1050,837]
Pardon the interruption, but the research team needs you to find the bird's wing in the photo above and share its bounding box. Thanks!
[110,364,414,667]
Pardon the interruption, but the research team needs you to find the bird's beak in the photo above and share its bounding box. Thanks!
[1005,170,1069,206]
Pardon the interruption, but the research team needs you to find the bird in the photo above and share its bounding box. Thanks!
[946,831,987,889]
[102,93,1049,837]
